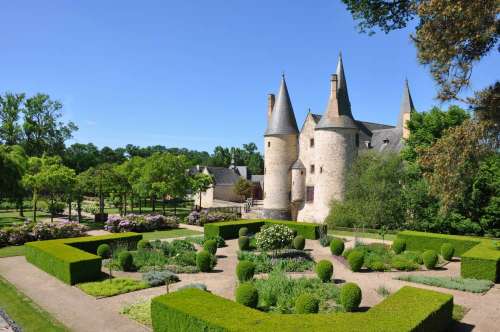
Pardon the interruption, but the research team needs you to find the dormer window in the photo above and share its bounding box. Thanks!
[310,138,315,147]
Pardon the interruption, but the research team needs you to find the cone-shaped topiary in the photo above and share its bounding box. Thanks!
[238,236,250,251]
[196,250,215,272]
[295,294,319,314]
[118,251,134,271]
[96,243,111,258]
[391,239,406,254]
[293,235,305,250]
[203,239,217,255]
[330,239,344,256]
[422,250,438,269]
[340,282,362,312]
[235,283,258,308]
[316,260,333,282]
[137,239,151,251]
[441,243,455,261]
[236,260,255,282]
[347,251,364,272]
[238,227,249,237]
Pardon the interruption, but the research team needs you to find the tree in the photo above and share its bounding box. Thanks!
[190,172,214,208]
[233,178,253,202]
[0,93,25,145]
[63,143,100,173]
[0,145,27,207]
[341,0,499,101]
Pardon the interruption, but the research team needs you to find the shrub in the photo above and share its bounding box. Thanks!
[395,275,494,293]
[238,236,250,251]
[177,283,208,291]
[137,239,151,251]
[104,213,179,233]
[255,224,295,252]
[294,294,319,314]
[239,227,249,237]
[238,251,314,273]
[196,251,216,272]
[236,260,256,282]
[97,244,111,258]
[347,251,364,272]
[119,251,134,271]
[235,283,259,308]
[142,270,179,287]
[392,239,406,254]
[340,282,362,312]
[203,239,218,255]
[441,243,455,261]
[319,234,332,247]
[422,250,438,269]
[315,260,333,282]
[292,235,305,250]
[391,255,419,271]
[330,239,345,256]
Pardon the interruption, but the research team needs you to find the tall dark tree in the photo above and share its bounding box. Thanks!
[63,143,100,173]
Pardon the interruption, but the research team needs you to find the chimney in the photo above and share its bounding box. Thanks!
[267,93,275,123]
[330,74,338,98]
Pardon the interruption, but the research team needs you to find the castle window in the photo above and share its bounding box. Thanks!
[310,138,315,147]
[267,141,271,147]
[383,138,389,144]
[355,134,359,147]
[320,166,323,174]
[300,170,304,175]
[310,164,315,174]
[306,186,314,202]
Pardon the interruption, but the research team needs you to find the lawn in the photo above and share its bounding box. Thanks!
[0,245,25,257]
[142,228,201,241]
[0,275,68,332]
[0,209,50,227]
[78,278,149,298]
[329,229,397,241]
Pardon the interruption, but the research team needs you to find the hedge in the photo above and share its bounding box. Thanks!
[204,220,326,240]
[151,286,453,332]
[397,231,500,282]
[25,232,142,285]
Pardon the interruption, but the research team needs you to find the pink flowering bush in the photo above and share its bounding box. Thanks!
[0,221,88,247]
[104,213,179,233]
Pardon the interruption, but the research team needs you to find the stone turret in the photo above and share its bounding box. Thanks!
[398,79,415,140]
[263,75,299,219]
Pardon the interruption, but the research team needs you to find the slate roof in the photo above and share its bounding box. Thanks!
[265,76,299,136]
[370,128,404,152]
[189,166,241,185]
[398,79,416,128]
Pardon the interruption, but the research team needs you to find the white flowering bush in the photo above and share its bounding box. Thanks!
[255,224,295,252]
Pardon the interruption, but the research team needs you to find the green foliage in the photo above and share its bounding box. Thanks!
[330,239,344,256]
[292,235,305,250]
[422,250,438,269]
[142,270,179,287]
[315,260,333,283]
[238,251,314,273]
[137,239,151,251]
[347,251,364,272]
[390,255,419,271]
[238,235,250,251]
[340,283,362,312]
[395,275,494,293]
[121,299,152,327]
[235,283,259,308]
[236,260,256,283]
[239,227,249,237]
[196,250,216,272]
[203,239,217,255]
[78,278,148,297]
[118,251,134,271]
[392,239,406,254]
[233,178,253,201]
[294,294,319,314]
[441,243,455,261]
[256,224,294,252]
[96,244,111,258]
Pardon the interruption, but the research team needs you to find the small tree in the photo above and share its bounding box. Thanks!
[234,178,253,202]
[190,173,213,209]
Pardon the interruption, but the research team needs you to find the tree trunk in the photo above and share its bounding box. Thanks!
[33,191,37,223]
[68,200,72,221]
[139,196,142,214]
[123,192,127,215]
[18,198,24,217]
[77,199,82,222]
[152,196,155,212]
[50,196,54,222]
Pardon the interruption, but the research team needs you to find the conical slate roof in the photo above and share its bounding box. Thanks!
[397,79,415,128]
[291,159,305,169]
[316,54,357,130]
[265,75,299,136]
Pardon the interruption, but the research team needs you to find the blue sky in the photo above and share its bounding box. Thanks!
[1,1,498,153]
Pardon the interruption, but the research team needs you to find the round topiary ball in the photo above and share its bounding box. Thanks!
[239,227,249,237]
[137,239,151,251]
[330,239,345,256]
[392,239,406,254]
[97,243,111,258]
[235,283,259,308]
[293,235,306,250]
[196,250,213,272]
[118,251,134,271]
[347,251,364,272]
[203,239,217,255]
[316,260,333,282]
[422,250,438,269]
[238,236,250,251]
[236,260,256,282]
[340,282,362,312]
[295,294,319,314]
[441,243,455,261]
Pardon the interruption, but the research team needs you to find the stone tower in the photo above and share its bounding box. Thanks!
[398,79,415,140]
[313,54,359,221]
[263,75,299,219]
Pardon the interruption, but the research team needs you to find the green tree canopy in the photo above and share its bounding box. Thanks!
[0,93,25,145]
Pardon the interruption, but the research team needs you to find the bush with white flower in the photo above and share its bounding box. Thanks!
[255,224,295,253]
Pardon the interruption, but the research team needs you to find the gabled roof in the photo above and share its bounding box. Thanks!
[397,79,415,128]
[265,76,299,136]
[189,166,241,185]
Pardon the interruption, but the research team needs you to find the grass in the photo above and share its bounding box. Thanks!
[0,275,68,331]
[0,209,51,227]
[329,229,397,241]
[77,277,149,298]
[121,299,152,327]
[376,285,391,297]
[142,228,201,241]
[395,275,494,293]
[0,245,25,257]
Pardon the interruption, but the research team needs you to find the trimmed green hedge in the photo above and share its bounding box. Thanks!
[397,231,500,282]
[25,233,142,285]
[204,220,326,240]
[151,286,453,332]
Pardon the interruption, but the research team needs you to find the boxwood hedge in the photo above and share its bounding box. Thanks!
[151,286,453,332]
[25,232,142,285]
[204,219,326,240]
[397,231,500,282]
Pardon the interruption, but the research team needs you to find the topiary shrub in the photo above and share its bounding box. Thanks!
[441,243,455,261]
[422,250,438,269]
[142,270,179,287]
[347,251,364,272]
[340,282,362,312]
[294,294,319,314]
[239,227,249,237]
[238,236,250,251]
[96,243,111,258]
[293,235,305,250]
[255,224,294,252]
[330,239,344,256]
[196,250,216,272]
[392,239,406,254]
[236,260,256,283]
[235,283,258,308]
[118,251,134,271]
[315,260,333,282]
[203,239,217,255]
[137,239,151,251]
